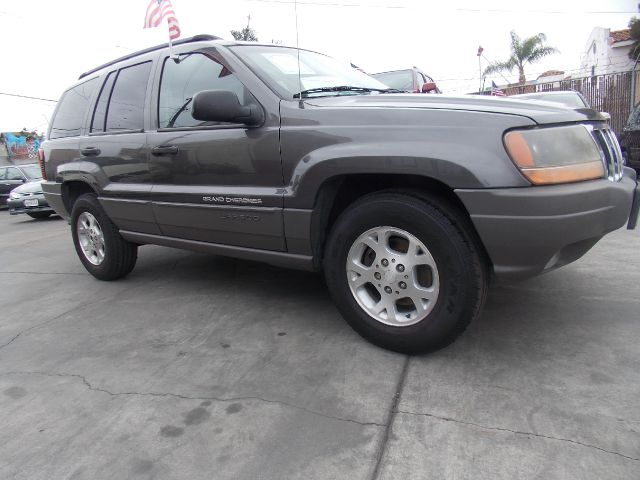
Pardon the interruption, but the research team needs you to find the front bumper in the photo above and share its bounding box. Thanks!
[456,167,638,280]
[8,194,54,216]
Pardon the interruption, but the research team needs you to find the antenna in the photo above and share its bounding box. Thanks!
[294,0,303,104]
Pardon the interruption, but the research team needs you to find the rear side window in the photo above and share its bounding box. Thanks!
[91,71,117,133]
[105,62,152,132]
[158,53,251,129]
[50,78,98,139]
[6,167,24,180]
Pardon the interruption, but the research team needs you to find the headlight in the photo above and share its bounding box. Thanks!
[9,191,21,200]
[504,125,604,185]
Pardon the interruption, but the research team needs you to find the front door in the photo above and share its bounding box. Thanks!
[147,50,284,251]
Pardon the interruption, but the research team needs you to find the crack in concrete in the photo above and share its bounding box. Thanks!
[0,371,385,429]
[397,410,640,463]
[371,356,411,480]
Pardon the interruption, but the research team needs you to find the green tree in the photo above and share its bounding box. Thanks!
[629,17,640,61]
[484,31,559,85]
[231,15,258,42]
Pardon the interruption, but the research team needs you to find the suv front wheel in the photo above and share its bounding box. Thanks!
[324,192,487,354]
[71,193,138,280]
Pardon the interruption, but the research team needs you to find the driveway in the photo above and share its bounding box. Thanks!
[0,212,638,479]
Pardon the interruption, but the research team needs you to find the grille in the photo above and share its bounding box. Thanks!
[590,127,625,182]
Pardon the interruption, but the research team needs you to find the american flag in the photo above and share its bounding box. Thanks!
[491,80,505,97]
[144,0,181,41]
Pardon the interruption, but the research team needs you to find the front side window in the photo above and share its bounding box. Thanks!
[106,62,152,132]
[50,78,98,139]
[6,167,24,181]
[158,53,251,129]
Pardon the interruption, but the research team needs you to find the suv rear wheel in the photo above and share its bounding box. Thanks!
[324,192,487,354]
[71,193,137,280]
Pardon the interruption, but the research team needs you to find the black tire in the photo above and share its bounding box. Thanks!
[70,193,138,281]
[324,192,487,354]
[27,211,52,219]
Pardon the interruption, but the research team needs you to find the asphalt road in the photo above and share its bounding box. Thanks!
[0,211,639,480]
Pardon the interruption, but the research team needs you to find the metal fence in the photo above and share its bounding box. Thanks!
[496,71,635,137]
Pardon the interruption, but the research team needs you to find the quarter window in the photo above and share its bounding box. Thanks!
[106,62,152,132]
[158,53,252,129]
[50,78,98,139]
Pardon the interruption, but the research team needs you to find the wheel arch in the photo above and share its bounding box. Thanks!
[308,173,491,273]
[61,180,98,214]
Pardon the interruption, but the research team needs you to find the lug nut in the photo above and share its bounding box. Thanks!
[399,281,407,289]
[374,272,381,280]
[397,264,405,272]
[381,259,389,267]
[384,286,392,294]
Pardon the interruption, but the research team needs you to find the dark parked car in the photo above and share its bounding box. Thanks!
[620,103,640,173]
[0,164,43,207]
[8,179,55,219]
[41,35,638,354]
[372,67,440,93]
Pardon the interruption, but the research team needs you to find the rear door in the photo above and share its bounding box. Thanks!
[82,59,159,235]
[146,48,284,251]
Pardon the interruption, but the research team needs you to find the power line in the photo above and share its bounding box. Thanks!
[0,92,57,103]
[242,0,638,14]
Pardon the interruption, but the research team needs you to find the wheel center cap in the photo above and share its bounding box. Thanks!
[382,268,398,284]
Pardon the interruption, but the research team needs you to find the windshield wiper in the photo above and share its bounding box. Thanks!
[167,97,193,128]
[293,86,403,99]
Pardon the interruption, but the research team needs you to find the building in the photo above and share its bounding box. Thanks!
[579,27,636,77]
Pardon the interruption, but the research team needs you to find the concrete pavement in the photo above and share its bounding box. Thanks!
[0,211,638,479]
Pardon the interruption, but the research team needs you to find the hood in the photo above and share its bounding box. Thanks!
[11,180,43,195]
[304,94,607,125]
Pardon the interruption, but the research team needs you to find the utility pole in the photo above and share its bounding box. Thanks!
[477,45,484,93]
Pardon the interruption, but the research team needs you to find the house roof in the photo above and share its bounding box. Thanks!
[537,70,565,79]
[610,29,631,43]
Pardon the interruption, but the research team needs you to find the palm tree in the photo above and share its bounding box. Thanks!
[484,31,559,85]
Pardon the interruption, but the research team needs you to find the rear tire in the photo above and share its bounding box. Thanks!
[27,211,52,219]
[324,192,487,354]
[71,193,137,280]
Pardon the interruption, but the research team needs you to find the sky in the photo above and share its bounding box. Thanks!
[0,0,637,133]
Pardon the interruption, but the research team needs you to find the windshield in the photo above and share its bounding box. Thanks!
[230,45,389,99]
[372,70,414,91]
[21,165,42,180]
[521,93,588,108]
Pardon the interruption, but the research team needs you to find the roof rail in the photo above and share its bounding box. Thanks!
[78,34,222,80]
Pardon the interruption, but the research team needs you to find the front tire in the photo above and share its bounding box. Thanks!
[71,193,137,280]
[324,192,487,354]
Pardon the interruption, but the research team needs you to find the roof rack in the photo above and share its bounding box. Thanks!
[78,34,222,80]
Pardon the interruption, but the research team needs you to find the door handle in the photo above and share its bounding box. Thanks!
[81,147,101,156]
[151,145,179,156]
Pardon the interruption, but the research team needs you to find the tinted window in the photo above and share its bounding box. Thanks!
[106,62,151,132]
[372,70,414,91]
[91,71,117,133]
[159,53,252,128]
[6,167,24,180]
[50,78,98,139]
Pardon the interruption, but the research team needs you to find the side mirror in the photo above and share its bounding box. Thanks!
[421,82,437,93]
[191,90,263,126]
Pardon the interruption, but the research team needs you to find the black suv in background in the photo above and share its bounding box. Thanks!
[620,103,640,173]
[41,35,638,354]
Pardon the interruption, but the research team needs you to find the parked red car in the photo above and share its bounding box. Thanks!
[372,67,440,93]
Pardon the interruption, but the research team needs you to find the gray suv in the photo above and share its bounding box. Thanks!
[41,35,639,353]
